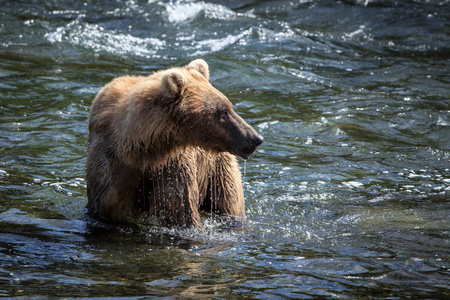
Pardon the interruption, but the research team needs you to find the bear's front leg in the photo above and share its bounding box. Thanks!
[200,152,245,220]
[147,155,203,229]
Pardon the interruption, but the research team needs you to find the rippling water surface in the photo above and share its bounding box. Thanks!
[1,0,449,298]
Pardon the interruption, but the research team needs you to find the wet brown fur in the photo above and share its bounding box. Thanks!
[86,59,261,228]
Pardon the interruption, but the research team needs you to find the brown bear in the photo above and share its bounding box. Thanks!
[85,59,263,228]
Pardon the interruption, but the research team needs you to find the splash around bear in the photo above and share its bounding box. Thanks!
[85,59,263,228]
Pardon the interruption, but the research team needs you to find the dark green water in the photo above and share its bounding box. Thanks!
[1,0,449,298]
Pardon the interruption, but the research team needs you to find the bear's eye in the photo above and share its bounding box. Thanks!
[218,110,229,121]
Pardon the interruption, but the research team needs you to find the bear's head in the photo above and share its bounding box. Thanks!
[161,59,263,160]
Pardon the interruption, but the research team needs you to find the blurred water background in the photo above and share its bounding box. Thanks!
[1,0,449,298]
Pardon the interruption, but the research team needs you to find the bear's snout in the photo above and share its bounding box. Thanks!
[234,130,264,160]
[253,133,264,148]
[228,112,264,160]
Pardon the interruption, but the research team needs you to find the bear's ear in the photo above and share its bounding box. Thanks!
[161,70,187,98]
[186,59,210,81]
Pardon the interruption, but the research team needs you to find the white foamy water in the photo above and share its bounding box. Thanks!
[45,2,251,58]
[165,0,243,23]
[192,30,249,55]
[45,20,165,58]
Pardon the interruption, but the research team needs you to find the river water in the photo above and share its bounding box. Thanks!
[1,0,449,298]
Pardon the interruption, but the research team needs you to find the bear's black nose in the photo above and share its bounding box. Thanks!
[253,133,264,147]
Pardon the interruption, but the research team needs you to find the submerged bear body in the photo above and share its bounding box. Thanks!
[86,59,263,228]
